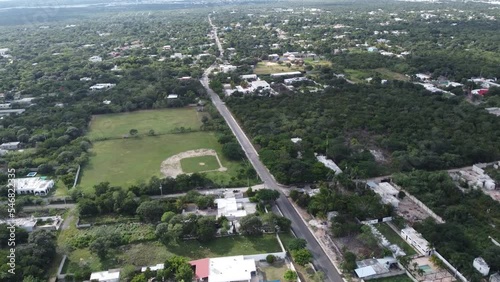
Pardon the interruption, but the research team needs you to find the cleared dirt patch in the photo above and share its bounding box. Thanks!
[160,149,227,178]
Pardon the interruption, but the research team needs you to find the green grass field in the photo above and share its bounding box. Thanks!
[180,155,220,173]
[254,61,304,75]
[80,132,241,192]
[66,235,281,272]
[374,68,409,81]
[375,223,416,256]
[88,108,203,141]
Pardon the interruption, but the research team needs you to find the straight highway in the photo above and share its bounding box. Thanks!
[202,14,343,282]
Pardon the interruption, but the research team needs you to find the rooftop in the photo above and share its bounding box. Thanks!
[90,269,120,281]
[190,258,210,280]
[209,255,256,282]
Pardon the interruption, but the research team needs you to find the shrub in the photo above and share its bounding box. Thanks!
[266,254,276,264]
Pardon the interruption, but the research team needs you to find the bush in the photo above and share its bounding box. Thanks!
[266,254,276,264]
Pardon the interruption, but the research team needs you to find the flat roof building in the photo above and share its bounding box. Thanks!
[90,83,116,91]
[214,197,256,220]
[0,141,20,150]
[13,177,55,196]
[473,257,490,276]
[401,227,433,256]
[209,255,256,282]
[89,269,120,282]
[0,109,25,116]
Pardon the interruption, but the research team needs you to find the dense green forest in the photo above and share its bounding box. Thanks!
[226,81,500,183]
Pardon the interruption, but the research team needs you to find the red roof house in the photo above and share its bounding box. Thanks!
[189,258,209,281]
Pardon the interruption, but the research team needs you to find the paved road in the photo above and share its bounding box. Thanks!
[203,14,343,282]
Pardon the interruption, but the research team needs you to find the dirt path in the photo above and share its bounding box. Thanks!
[160,149,226,178]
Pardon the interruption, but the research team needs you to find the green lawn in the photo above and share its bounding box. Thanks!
[66,235,281,272]
[375,223,416,255]
[254,61,304,75]
[261,261,289,280]
[80,132,242,192]
[88,108,203,141]
[372,275,413,282]
[180,155,220,173]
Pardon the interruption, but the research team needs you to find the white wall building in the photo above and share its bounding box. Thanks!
[220,64,237,73]
[13,177,55,196]
[214,197,256,220]
[90,83,116,91]
[473,257,490,276]
[315,154,343,174]
[89,56,103,62]
[0,142,20,150]
[270,71,302,78]
[401,227,433,256]
[90,269,120,282]
[209,255,257,282]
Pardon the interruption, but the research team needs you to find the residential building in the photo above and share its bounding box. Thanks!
[0,109,25,116]
[240,74,258,80]
[416,73,431,82]
[167,94,178,99]
[80,77,92,81]
[90,83,116,91]
[13,177,55,196]
[473,257,490,276]
[89,56,103,62]
[214,197,256,220]
[369,182,400,208]
[367,46,378,52]
[0,103,11,109]
[401,227,433,256]
[209,255,256,282]
[142,255,260,282]
[354,257,400,280]
[220,64,237,73]
[0,141,20,150]
[0,216,62,232]
[270,71,302,78]
[291,137,302,144]
[268,54,280,61]
[89,269,120,282]
[472,89,489,96]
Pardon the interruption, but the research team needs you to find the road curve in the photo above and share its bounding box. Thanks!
[201,14,343,282]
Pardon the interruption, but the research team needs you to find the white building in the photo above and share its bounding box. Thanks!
[284,77,308,85]
[355,257,398,280]
[0,103,11,109]
[416,73,431,81]
[371,182,400,208]
[80,77,92,81]
[401,227,433,256]
[214,197,256,220]
[0,216,62,232]
[315,154,343,174]
[473,257,490,276]
[0,141,20,150]
[167,94,178,99]
[209,255,256,282]
[0,217,37,232]
[240,74,258,80]
[89,56,103,62]
[89,269,120,282]
[270,71,302,78]
[0,109,25,116]
[13,177,55,196]
[90,83,116,91]
[220,64,237,73]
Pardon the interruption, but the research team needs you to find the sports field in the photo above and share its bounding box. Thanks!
[88,108,203,140]
[180,155,221,173]
[80,108,247,192]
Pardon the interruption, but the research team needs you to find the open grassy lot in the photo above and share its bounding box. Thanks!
[254,61,304,75]
[65,235,281,273]
[375,223,416,256]
[260,261,289,281]
[180,155,220,173]
[88,108,203,141]
[80,132,241,191]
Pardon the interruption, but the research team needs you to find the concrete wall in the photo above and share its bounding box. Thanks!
[434,251,467,282]
[391,183,445,224]
[244,252,287,261]
[364,270,406,280]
